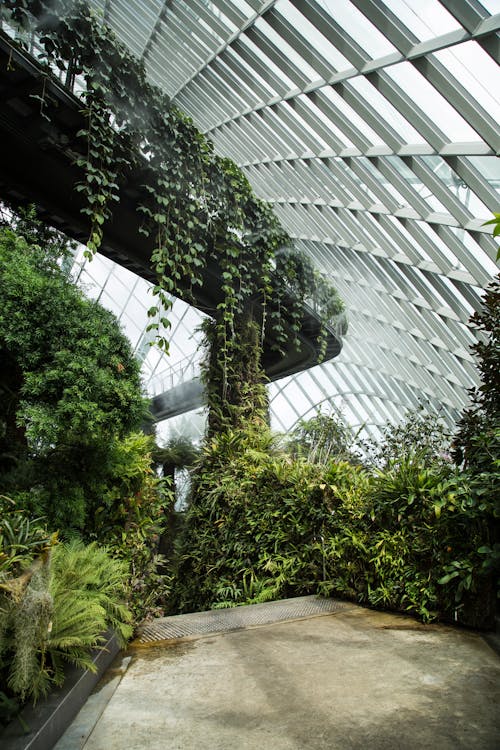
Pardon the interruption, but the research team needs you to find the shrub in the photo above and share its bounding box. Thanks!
[170,426,326,613]
[171,431,495,627]
[286,408,360,464]
[362,408,452,469]
[87,433,173,623]
[319,455,495,626]
[0,495,53,582]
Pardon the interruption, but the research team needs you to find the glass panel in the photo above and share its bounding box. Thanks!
[349,77,426,145]
[121,294,148,324]
[433,42,500,122]
[316,0,397,59]
[120,315,143,349]
[275,0,352,73]
[280,104,328,151]
[155,409,207,443]
[231,0,259,16]
[414,220,466,269]
[385,156,447,212]
[477,0,500,13]
[386,62,483,142]
[204,1,239,34]
[466,156,500,194]
[338,159,379,203]
[448,228,498,276]
[254,16,319,82]
[357,157,408,206]
[237,36,296,91]
[298,95,355,149]
[270,385,303,417]
[384,215,433,263]
[382,0,460,40]
[321,88,387,146]
[102,272,130,305]
[421,155,491,218]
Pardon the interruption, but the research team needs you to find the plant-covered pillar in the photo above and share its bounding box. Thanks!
[201,313,269,438]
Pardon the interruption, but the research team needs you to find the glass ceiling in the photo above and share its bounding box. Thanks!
[79,0,499,439]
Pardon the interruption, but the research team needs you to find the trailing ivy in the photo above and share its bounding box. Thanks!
[2,0,344,366]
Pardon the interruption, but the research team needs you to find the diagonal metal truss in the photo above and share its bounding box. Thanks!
[87,0,499,434]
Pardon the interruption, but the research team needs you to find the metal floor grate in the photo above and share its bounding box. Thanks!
[138,596,352,643]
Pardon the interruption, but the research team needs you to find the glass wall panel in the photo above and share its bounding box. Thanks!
[381,0,460,39]
[386,63,485,143]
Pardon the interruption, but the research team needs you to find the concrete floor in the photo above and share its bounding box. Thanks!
[56,603,500,750]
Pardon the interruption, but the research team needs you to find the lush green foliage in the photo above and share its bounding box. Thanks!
[0,216,146,532]
[154,437,199,481]
[170,426,322,613]
[453,272,500,599]
[1,0,344,368]
[362,408,452,469]
[1,10,496,707]
[286,408,360,465]
[87,432,173,623]
[200,316,270,437]
[454,273,500,474]
[170,274,497,627]
[0,495,53,582]
[0,539,131,706]
[169,426,495,626]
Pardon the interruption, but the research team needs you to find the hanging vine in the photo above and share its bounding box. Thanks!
[2,0,345,378]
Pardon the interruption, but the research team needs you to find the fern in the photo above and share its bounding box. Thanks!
[1,540,132,703]
[50,541,133,646]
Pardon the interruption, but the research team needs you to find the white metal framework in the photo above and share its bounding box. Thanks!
[86,0,499,437]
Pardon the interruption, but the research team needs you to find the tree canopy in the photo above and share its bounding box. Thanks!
[0,211,146,529]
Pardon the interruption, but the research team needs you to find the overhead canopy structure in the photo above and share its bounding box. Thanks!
[3,1,500,438]
[81,0,499,436]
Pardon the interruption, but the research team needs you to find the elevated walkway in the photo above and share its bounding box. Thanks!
[150,377,204,421]
[0,30,344,386]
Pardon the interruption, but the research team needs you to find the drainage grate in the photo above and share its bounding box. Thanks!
[138,596,352,643]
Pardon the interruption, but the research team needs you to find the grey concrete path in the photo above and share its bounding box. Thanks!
[56,599,500,750]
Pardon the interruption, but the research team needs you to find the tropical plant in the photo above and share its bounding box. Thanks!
[88,433,173,623]
[454,273,500,474]
[0,495,53,582]
[287,408,359,465]
[154,437,199,485]
[0,213,147,533]
[0,540,132,704]
[362,407,452,469]
[200,316,270,438]
[169,424,324,613]
[453,272,500,611]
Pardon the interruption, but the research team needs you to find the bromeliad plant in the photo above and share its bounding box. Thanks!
[0,496,53,583]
